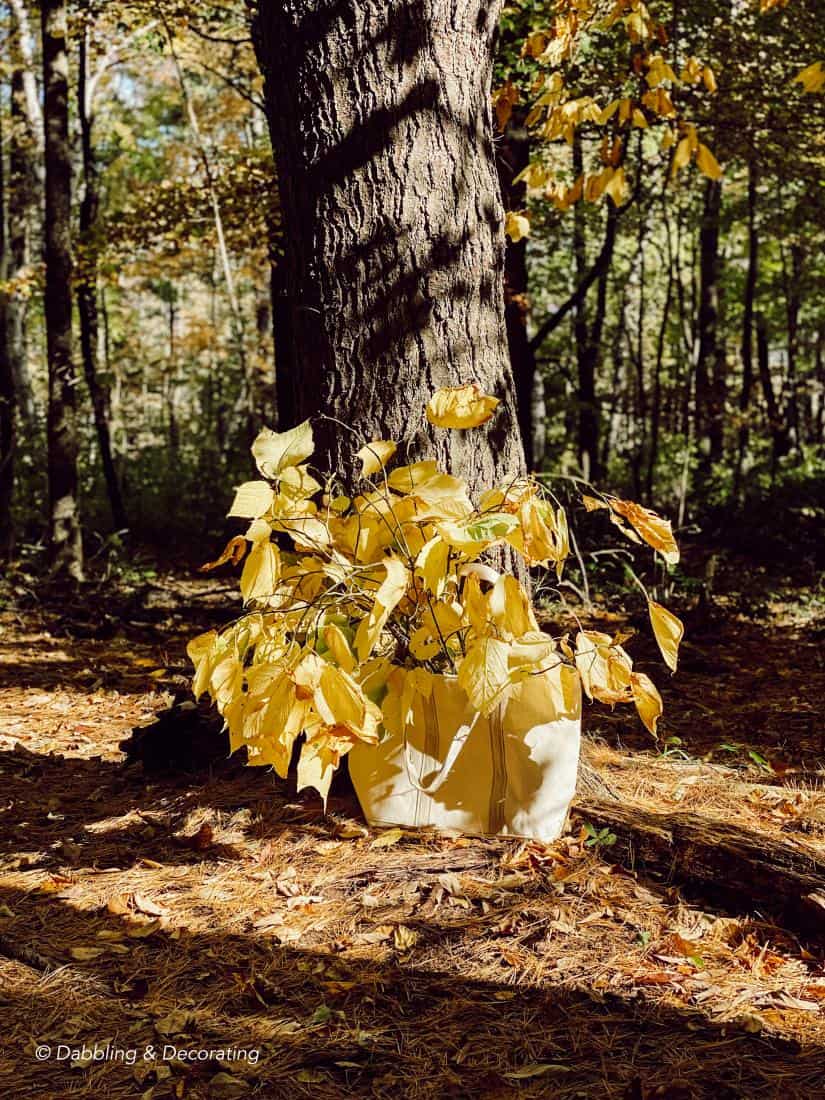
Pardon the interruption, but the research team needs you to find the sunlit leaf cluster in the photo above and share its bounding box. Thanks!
[189,391,684,804]
[499,0,722,239]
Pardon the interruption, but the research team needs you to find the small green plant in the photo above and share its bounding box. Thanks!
[582,822,617,849]
[659,735,691,760]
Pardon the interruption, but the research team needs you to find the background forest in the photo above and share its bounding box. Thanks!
[0,0,823,581]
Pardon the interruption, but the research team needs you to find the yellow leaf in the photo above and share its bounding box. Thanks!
[324,623,356,673]
[794,61,825,94]
[584,166,613,203]
[409,626,441,661]
[648,600,684,672]
[426,384,501,429]
[126,919,161,938]
[460,572,490,636]
[252,420,314,478]
[393,924,418,951]
[296,738,338,807]
[646,55,678,88]
[199,535,247,572]
[582,494,608,512]
[696,143,723,180]
[415,536,450,596]
[438,512,518,557]
[493,79,520,129]
[605,165,628,206]
[680,56,703,84]
[388,461,473,519]
[508,631,557,677]
[386,459,439,491]
[209,653,244,712]
[239,540,281,603]
[609,499,679,563]
[632,108,648,128]
[504,211,530,242]
[631,671,663,735]
[598,99,620,125]
[244,518,272,543]
[355,440,397,478]
[671,136,692,175]
[371,827,405,848]
[488,575,538,639]
[702,66,718,94]
[506,497,566,568]
[278,464,322,501]
[70,946,106,960]
[354,556,409,661]
[252,677,307,775]
[421,598,464,648]
[522,31,549,59]
[293,653,380,743]
[187,630,217,692]
[227,480,274,519]
[457,636,512,715]
[575,631,633,704]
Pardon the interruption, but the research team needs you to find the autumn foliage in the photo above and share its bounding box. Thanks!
[189,391,684,803]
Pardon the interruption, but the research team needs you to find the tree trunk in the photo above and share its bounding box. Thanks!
[783,241,802,454]
[77,30,127,532]
[42,0,83,581]
[631,205,647,499]
[270,255,296,432]
[756,312,789,475]
[7,68,36,430]
[251,0,526,495]
[646,255,672,504]
[496,110,537,467]
[695,178,724,471]
[0,103,16,560]
[572,797,825,946]
[814,327,824,445]
[734,160,758,499]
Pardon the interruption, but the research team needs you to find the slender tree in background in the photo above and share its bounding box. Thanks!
[7,0,41,430]
[0,103,15,560]
[42,0,83,580]
[251,0,526,491]
[77,25,127,532]
[496,107,540,468]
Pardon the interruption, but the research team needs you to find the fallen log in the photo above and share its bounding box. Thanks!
[571,796,825,946]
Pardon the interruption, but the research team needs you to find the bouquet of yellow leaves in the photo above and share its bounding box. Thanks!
[188,386,683,805]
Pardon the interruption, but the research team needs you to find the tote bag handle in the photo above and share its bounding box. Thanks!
[402,695,480,795]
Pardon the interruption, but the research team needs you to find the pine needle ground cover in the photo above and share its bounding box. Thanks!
[0,576,823,1100]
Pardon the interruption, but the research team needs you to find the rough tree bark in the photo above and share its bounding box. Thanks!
[42,0,83,580]
[77,29,127,532]
[251,0,526,494]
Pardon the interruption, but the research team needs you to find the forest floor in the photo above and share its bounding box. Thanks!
[0,560,823,1099]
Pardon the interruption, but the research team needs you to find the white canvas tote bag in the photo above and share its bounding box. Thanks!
[349,668,581,843]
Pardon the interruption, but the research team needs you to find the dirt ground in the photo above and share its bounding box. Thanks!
[0,572,823,1099]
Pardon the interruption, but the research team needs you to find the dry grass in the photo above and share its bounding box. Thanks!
[0,579,823,1099]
